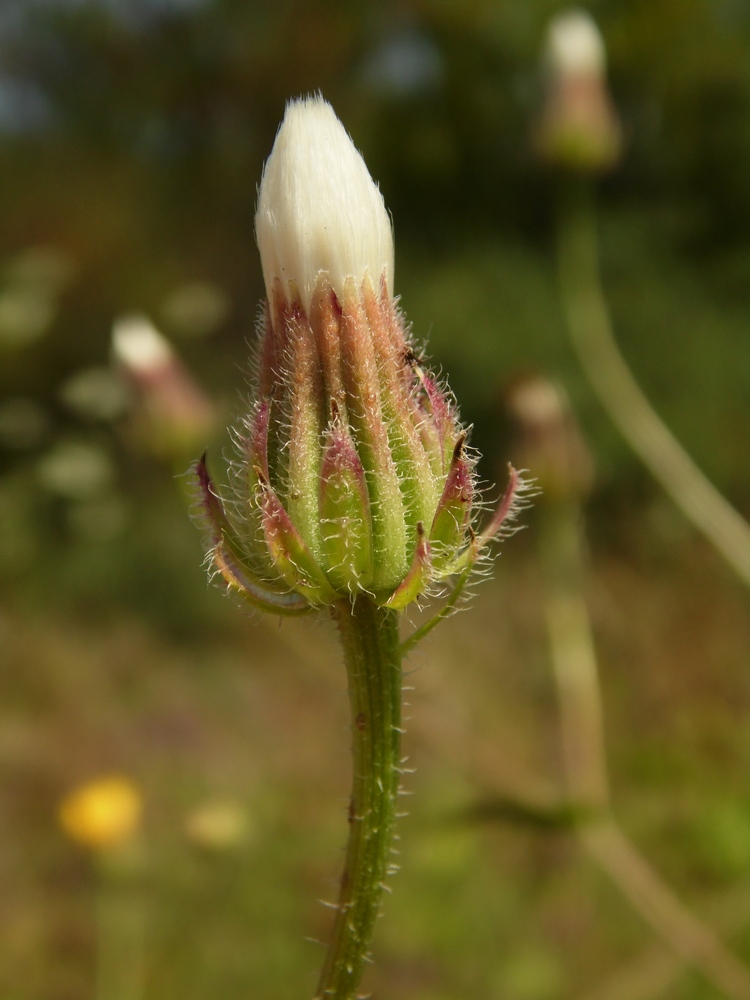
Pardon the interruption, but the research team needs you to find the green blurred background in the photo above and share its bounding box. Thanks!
[2,1,749,998]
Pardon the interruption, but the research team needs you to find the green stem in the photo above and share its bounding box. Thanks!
[538,499,609,811]
[400,566,471,658]
[556,181,750,588]
[537,496,750,1000]
[95,849,145,1000]
[316,597,403,1000]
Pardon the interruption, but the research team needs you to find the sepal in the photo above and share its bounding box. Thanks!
[195,455,311,615]
[413,366,459,474]
[429,435,473,567]
[212,543,311,616]
[319,414,374,592]
[384,523,430,609]
[258,477,339,605]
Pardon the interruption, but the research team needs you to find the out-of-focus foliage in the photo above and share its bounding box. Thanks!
[2,2,750,998]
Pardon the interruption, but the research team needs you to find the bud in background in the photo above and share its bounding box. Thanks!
[112,315,216,461]
[535,9,621,173]
[506,375,593,502]
[197,97,515,615]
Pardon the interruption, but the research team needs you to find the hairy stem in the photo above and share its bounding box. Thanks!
[556,182,750,588]
[316,597,403,1000]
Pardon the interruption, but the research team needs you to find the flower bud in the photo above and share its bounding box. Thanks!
[197,97,518,614]
[535,10,622,173]
[112,315,216,459]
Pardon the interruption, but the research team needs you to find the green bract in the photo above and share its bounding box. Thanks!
[198,272,477,613]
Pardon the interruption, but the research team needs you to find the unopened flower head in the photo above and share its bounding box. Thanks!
[112,314,216,458]
[196,97,520,614]
[536,9,621,173]
[506,374,593,501]
[545,10,606,77]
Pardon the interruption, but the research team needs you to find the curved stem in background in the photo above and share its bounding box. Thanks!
[556,184,750,588]
[538,494,750,1000]
[581,819,750,1000]
[580,884,750,1000]
[539,501,609,812]
[315,597,403,1000]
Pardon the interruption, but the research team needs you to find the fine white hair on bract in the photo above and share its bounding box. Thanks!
[545,9,606,76]
[255,95,395,313]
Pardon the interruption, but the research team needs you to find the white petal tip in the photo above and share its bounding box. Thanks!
[255,96,394,311]
[545,9,607,76]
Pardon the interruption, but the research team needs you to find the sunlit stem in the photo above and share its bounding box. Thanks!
[556,182,750,588]
[538,494,750,1000]
[538,499,609,810]
[316,597,402,1000]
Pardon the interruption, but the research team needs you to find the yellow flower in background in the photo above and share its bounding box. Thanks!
[59,776,143,850]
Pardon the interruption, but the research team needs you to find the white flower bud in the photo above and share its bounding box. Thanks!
[255,96,394,313]
[545,9,606,77]
[112,314,173,373]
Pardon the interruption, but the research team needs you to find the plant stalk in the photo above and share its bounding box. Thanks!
[539,500,609,811]
[538,494,750,1000]
[556,182,750,588]
[95,849,145,1000]
[316,597,403,1000]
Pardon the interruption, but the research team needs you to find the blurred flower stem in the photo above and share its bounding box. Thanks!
[94,848,146,1000]
[59,777,145,1000]
[539,498,608,811]
[581,883,750,1000]
[579,820,750,1000]
[533,421,750,1000]
[316,598,402,998]
[556,181,750,587]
